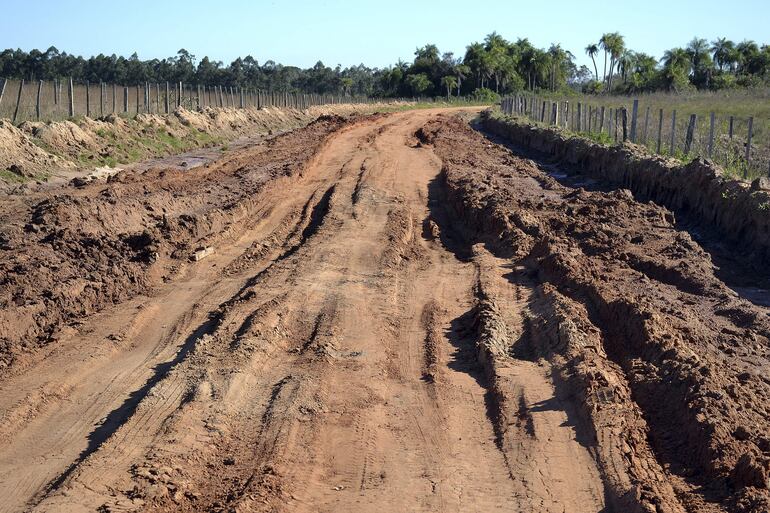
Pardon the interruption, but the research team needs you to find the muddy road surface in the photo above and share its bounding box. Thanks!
[0,108,768,513]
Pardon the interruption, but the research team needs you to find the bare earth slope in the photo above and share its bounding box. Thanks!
[0,109,767,513]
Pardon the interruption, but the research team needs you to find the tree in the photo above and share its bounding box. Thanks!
[585,44,599,81]
[340,77,353,96]
[687,37,713,87]
[405,73,431,96]
[441,76,457,99]
[618,50,636,83]
[600,32,625,91]
[599,33,611,85]
[661,48,692,91]
[454,64,470,96]
[711,38,735,72]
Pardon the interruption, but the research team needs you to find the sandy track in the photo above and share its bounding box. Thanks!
[0,108,767,513]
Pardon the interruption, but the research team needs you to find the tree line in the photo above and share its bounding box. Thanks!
[1,32,768,100]
[584,33,770,93]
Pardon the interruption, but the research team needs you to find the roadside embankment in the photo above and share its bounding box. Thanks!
[480,109,770,263]
[0,103,405,189]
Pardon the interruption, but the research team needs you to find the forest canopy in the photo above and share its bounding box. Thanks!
[2,32,768,98]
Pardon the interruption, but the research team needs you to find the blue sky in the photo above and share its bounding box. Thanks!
[2,0,768,70]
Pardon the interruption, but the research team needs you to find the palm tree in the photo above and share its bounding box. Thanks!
[547,44,573,91]
[662,48,691,69]
[618,50,636,83]
[599,34,611,85]
[605,32,625,91]
[736,40,759,73]
[585,44,599,81]
[464,42,488,89]
[661,48,692,91]
[441,76,457,99]
[687,38,709,70]
[454,64,470,96]
[711,38,735,71]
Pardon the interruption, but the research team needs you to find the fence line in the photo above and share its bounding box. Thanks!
[0,77,436,124]
[500,94,770,179]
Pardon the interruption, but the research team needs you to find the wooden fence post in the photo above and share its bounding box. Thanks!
[112,84,116,113]
[576,102,582,131]
[656,109,663,154]
[123,86,128,113]
[642,106,650,144]
[669,110,677,154]
[36,80,43,120]
[156,83,160,113]
[68,77,74,117]
[551,102,558,125]
[100,82,104,117]
[12,79,24,123]
[745,117,754,164]
[165,82,170,114]
[52,79,58,106]
[684,114,697,155]
[86,82,91,117]
[0,78,7,111]
[177,82,182,108]
[135,85,140,115]
[708,112,715,158]
[728,116,734,139]
[599,106,605,133]
[630,99,639,142]
[621,107,629,142]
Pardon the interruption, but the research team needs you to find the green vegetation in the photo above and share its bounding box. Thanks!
[62,123,225,169]
[581,34,770,94]
[0,169,50,183]
[3,33,767,100]
[0,169,28,183]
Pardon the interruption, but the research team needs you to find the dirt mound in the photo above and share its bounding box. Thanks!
[421,114,770,513]
[20,119,103,156]
[481,110,770,265]
[1,103,399,191]
[0,120,71,179]
[0,114,354,371]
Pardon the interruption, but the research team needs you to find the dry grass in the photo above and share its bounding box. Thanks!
[510,88,770,180]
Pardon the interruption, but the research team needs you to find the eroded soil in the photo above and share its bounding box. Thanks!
[0,109,768,513]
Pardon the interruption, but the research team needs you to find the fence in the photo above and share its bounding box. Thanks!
[0,77,382,123]
[500,94,770,179]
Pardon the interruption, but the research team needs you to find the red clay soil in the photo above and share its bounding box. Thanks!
[419,114,770,513]
[0,109,767,513]
[0,114,353,372]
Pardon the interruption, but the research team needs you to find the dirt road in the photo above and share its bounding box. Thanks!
[0,108,768,513]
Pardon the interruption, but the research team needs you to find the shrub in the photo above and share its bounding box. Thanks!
[470,87,501,103]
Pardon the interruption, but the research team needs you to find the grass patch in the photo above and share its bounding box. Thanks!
[0,169,29,183]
